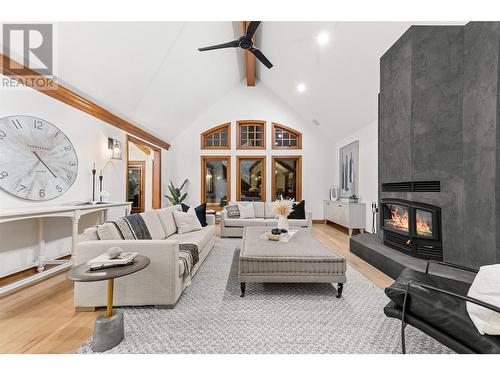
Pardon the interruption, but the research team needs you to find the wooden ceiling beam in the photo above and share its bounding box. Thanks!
[0,54,171,150]
[129,139,151,155]
[242,21,256,87]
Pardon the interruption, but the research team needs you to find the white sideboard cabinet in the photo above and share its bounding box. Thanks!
[323,200,366,237]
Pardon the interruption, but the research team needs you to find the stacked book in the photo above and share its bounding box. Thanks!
[87,252,138,271]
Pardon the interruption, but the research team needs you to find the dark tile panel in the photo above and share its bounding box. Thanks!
[462,22,500,267]
[379,29,413,185]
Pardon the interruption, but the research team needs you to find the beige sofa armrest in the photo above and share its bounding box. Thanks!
[306,211,313,228]
[206,214,216,226]
[73,240,183,308]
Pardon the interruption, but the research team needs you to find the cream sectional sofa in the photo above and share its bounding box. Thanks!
[73,205,215,309]
[220,201,312,238]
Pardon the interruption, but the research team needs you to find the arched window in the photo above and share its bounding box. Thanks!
[272,123,302,150]
[200,123,231,150]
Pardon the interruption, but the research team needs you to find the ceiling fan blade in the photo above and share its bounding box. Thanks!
[198,40,239,51]
[249,47,273,69]
[245,21,261,40]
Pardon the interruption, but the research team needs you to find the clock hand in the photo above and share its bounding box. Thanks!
[33,151,57,178]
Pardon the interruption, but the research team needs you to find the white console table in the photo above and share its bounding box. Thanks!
[0,202,131,295]
[323,200,366,237]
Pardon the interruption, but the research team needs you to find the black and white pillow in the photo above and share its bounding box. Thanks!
[181,203,207,227]
[225,205,240,218]
[288,200,306,220]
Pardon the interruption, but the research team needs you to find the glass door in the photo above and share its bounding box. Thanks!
[237,156,265,201]
[382,202,410,234]
[271,156,302,200]
[415,208,434,238]
[201,156,230,209]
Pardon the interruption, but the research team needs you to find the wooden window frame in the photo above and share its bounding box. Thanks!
[271,122,302,150]
[200,123,231,150]
[236,156,266,202]
[236,120,266,150]
[271,155,302,201]
[200,156,231,209]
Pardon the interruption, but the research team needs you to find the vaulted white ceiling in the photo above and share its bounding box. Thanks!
[50,22,464,143]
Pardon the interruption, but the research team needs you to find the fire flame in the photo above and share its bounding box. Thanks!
[387,207,432,236]
[388,207,409,232]
[416,216,432,236]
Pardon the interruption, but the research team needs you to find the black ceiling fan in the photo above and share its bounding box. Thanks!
[198,21,273,69]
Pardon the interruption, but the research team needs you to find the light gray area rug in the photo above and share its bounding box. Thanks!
[78,238,452,354]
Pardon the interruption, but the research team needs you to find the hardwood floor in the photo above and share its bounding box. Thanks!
[0,223,393,354]
[311,223,393,289]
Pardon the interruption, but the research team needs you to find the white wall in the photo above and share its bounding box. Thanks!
[128,142,153,211]
[0,80,128,277]
[165,84,335,220]
[334,120,378,232]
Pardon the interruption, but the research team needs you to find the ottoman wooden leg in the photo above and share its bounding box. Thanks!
[336,283,344,298]
[240,282,246,297]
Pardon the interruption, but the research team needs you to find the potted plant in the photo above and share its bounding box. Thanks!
[165,179,188,205]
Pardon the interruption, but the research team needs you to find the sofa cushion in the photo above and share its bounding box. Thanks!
[467,264,500,335]
[252,202,265,218]
[238,203,256,219]
[83,227,99,241]
[157,205,181,237]
[225,218,268,227]
[140,210,167,239]
[97,223,122,240]
[226,205,240,218]
[385,268,471,306]
[385,268,500,354]
[265,219,308,227]
[173,209,202,235]
[264,202,277,219]
[169,225,215,253]
[182,203,207,227]
[288,200,306,219]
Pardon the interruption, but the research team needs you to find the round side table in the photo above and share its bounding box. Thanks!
[66,255,150,352]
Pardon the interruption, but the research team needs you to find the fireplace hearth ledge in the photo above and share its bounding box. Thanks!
[350,233,475,283]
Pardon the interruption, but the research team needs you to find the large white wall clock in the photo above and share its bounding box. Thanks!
[0,115,79,201]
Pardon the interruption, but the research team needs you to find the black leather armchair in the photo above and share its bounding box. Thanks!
[384,261,500,354]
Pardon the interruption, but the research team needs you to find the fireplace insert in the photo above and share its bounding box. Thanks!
[381,199,442,260]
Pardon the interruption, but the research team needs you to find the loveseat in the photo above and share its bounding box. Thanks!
[73,205,215,309]
[220,201,312,238]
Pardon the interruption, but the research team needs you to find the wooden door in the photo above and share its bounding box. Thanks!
[128,160,146,213]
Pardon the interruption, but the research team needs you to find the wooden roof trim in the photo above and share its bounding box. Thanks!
[0,53,170,150]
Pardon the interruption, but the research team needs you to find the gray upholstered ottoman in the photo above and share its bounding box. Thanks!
[238,227,346,297]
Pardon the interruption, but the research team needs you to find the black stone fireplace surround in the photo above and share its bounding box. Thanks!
[352,22,500,280]
[381,198,442,261]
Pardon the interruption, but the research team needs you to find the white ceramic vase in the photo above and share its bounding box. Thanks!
[277,215,289,231]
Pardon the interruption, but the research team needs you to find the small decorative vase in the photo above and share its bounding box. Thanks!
[277,215,289,231]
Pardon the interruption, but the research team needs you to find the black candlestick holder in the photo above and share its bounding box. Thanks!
[92,168,96,202]
[99,175,103,202]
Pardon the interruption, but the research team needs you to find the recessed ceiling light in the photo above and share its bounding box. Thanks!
[296,83,306,93]
[316,31,330,46]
